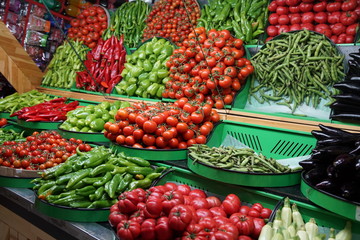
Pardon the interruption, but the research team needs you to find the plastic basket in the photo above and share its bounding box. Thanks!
[110,92,162,103]
[34,197,110,222]
[110,142,187,161]
[301,172,360,222]
[16,119,62,130]
[187,120,317,187]
[154,165,360,236]
[0,112,17,120]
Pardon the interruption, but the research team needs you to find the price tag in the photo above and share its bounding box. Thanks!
[356,206,360,221]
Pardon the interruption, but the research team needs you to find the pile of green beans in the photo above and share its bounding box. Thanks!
[189,145,297,173]
[0,90,53,114]
[102,0,150,48]
[250,30,345,113]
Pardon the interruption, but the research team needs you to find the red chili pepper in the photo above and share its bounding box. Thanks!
[110,61,119,79]
[106,75,122,94]
[26,117,50,122]
[101,38,112,55]
[93,38,104,61]
[104,64,111,85]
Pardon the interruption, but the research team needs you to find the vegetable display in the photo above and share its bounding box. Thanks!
[109,183,272,240]
[102,0,150,48]
[0,128,25,145]
[76,36,126,93]
[114,37,174,99]
[189,145,297,173]
[330,47,360,122]
[67,5,108,48]
[258,197,352,240]
[142,0,200,46]
[163,27,253,109]
[42,40,90,89]
[266,0,359,43]
[0,131,91,170]
[0,90,53,115]
[105,100,220,149]
[250,30,345,113]
[300,124,360,203]
[11,97,79,122]
[60,100,130,133]
[197,0,268,44]
[32,146,164,208]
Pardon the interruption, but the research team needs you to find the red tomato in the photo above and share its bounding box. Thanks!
[221,194,241,216]
[168,204,194,231]
[331,23,346,35]
[342,0,357,11]
[346,23,359,35]
[229,213,254,236]
[252,218,265,239]
[328,11,342,24]
[276,6,289,15]
[313,1,327,12]
[285,0,300,6]
[327,2,342,12]
[268,1,278,11]
[206,196,222,208]
[260,208,272,219]
[239,205,251,215]
[109,212,128,227]
[302,12,315,23]
[299,2,313,12]
[289,5,300,13]
[315,24,332,38]
[117,220,141,240]
[340,11,359,26]
[189,189,207,199]
[278,25,290,33]
[267,26,279,37]
[314,12,328,24]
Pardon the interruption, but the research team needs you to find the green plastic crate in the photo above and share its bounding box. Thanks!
[187,120,317,187]
[154,165,360,237]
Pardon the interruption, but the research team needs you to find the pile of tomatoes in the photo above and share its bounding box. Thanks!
[142,0,200,46]
[163,27,254,109]
[109,183,272,240]
[266,0,360,43]
[0,131,92,170]
[104,100,220,149]
[67,5,108,48]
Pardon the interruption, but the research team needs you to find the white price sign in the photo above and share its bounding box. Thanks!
[356,206,360,221]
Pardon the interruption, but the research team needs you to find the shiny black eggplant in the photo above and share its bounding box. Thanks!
[332,94,360,106]
[330,101,360,114]
[318,124,359,138]
[304,167,327,186]
[315,179,340,194]
[333,81,360,94]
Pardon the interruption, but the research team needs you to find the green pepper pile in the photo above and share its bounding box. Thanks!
[42,40,90,89]
[102,0,150,48]
[115,37,174,99]
[198,0,268,44]
[60,101,130,133]
[33,146,165,209]
[0,128,25,145]
[0,90,53,115]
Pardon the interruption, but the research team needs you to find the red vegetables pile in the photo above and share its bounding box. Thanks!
[76,36,126,93]
[67,5,108,48]
[266,0,360,43]
[104,100,220,149]
[142,0,200,46]
[11,97,78,122]
[0,131,92,170]
[109,183,272,240]
[163,27,254,109]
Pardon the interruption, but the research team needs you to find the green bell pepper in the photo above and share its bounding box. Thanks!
[138,50,146,60]
[157,69,169,78]
[160,45,174,56]
[162,77,170,85]
[124,63,143,78]
[138,72,149,82]
[135,87,144,96]
[148,83,160,96]
[140,79,151,89]
[149,54,157,63]
[126,84,137,96]
[143,60,153,72]
[128,77,138,84]
[149,72,158,83]
[145,43,153,55]
[153,60,162,71]
[156,85,165,98]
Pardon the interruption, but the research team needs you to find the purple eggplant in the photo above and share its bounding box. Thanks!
[315,179,340,195]
[333,154,356,172]
[304,168,327,186]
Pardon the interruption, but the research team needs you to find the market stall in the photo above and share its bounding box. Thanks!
[0,0,360,239]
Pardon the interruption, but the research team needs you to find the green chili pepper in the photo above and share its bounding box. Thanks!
[55,172,78,185]
[69,201,92,208]
[126,156,150,167]
[66,169,91,189]
[117,173,133,193]
[127,178,152,191]
[93,172,112,187]
[37,181,56,195]
[94,186,105,200]
[91,164,116,177]
[82,176,104,185]
[108,174,122,199]
[76,186,97,196]
[88,199,117,209]
[126,166,154,176]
